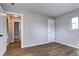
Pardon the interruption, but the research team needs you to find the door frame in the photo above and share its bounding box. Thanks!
[6,11,24,48]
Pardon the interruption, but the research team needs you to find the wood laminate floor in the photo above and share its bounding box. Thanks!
[4,42,79,56]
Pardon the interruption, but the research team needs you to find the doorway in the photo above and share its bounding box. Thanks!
[14,22,20,41]
[7,13,22,48]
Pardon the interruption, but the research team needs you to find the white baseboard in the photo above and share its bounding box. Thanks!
[0,48,7,56]
[7,42,9,46]
[21,41,53,48]
[55,40,79,49]
[21,40,79,49]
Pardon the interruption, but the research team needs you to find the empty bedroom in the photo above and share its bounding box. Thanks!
[0,3,79,56]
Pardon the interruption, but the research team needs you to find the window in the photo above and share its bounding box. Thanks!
[71,17,78,30]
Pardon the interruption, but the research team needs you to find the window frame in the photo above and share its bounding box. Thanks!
[69,16,79,31]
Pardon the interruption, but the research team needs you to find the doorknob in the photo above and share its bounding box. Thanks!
[0,35,3,37]
[49,32,50,34]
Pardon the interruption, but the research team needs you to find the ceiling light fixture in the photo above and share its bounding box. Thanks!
[11,3,15,6]
[14,15,18,17]
[0,13,7,16]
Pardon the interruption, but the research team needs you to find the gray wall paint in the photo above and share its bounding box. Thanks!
[22,11,48,47]
[2,6,56,47]
[5,10,49,47]
[55,9,79,48]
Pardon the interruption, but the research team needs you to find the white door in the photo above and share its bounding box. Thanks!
[48,19,55,42]
[0,14,7,56]
[0,13,2,55]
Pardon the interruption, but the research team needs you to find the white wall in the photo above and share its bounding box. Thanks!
[55,9,79,48]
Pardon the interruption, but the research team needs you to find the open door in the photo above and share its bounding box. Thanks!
[0,14,7,56]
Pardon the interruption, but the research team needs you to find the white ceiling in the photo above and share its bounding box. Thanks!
[2,3,79,17]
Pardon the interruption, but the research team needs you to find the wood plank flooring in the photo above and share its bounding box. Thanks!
[4,42,79,56]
